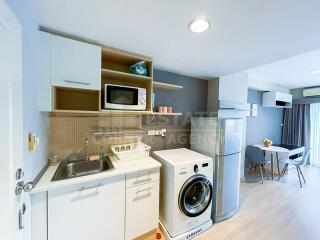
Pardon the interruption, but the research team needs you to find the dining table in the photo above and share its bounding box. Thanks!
[253,144,305,180]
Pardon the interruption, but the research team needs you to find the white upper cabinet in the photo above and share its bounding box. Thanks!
[50,34,101,90]
[218,72,248,104]
[38,31,52,111]
[262,91,292,108]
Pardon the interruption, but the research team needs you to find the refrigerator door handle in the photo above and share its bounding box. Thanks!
[219,152,241,157]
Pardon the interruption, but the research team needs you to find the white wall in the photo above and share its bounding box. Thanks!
[7,0,48,181]
[6,1,48,240]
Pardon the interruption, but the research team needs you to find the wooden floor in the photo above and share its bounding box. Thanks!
[197,165,320,240]
[144,165,320,240]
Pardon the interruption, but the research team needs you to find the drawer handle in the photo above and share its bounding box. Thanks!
[78,183,103,192]
[136,187,153,196]
[135,172,151,183]
[64,80,91,86]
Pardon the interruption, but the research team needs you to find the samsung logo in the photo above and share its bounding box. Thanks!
[186,228,202,239]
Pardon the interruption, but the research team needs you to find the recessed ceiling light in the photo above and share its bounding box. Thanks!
[189,18,210,33]
[310,70,320,74]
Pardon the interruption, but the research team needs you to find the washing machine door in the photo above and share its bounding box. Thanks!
[178,174,213,217]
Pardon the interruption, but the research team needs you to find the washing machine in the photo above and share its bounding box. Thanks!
[153,148,213,240]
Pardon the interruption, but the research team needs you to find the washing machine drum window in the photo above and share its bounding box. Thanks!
[178,174,213,217]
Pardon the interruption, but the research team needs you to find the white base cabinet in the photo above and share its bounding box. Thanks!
[125,169,160,240]
[125,181,160,240]
[47,168,160,240]
[48,176,125,240]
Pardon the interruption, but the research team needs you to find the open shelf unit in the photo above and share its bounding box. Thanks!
[53,87,100,112]
[152,81,183,115]
[51,41,183,115]
[101,46,153,112]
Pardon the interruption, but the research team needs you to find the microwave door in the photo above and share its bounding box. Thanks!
[104,84,146,110]
[109,86,137,105]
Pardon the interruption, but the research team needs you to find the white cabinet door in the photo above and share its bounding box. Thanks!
[48,176,125,240]
[125,181,160,240]
[218,72,248,104]
[51,34,101,90]
[38,31,52,111]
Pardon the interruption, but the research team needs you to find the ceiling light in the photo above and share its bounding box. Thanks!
[189,18,210,33]
[310,70,320,74]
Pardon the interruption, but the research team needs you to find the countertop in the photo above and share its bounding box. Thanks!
[31,156,161,194]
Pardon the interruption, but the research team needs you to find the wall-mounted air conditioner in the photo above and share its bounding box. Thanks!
[303,87,320,97]
[262,91,292,108]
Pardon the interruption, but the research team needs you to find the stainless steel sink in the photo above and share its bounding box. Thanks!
[51,158,114,181]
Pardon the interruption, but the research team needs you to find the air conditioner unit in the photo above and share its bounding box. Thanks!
[303,87,320,97]
[262,91,292,108]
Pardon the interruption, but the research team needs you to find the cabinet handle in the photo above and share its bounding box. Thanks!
[78,183,103,192]
[136,187,153,195]
[64,80,91,86]
[135,172,151,183]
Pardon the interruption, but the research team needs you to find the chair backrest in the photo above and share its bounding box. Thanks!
[245,145,266,164]
[299,149,310,166]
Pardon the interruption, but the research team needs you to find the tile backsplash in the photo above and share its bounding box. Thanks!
[49,113,190,161]
[49,113,142,160]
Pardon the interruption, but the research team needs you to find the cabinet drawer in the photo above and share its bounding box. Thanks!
[126,168,159,189]
[125,181,159,240]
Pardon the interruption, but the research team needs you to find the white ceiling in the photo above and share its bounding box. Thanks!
[25,0,320,86]
[246,49,320,89]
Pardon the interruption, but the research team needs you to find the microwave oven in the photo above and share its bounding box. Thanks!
[104,84,147,110]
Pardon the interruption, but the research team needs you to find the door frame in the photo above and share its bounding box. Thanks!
[0,1,24,240]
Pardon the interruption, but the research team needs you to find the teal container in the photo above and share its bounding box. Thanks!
[129,61,148,76]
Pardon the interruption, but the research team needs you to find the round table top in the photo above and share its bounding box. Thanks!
[253,144,290,153]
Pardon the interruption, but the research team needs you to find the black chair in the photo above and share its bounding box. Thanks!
[245,145,270,184]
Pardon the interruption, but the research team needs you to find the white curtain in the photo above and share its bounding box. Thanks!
[310,103,320,167]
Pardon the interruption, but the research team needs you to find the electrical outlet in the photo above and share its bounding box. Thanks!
[148,130,156,136]
[155,130,162,136]
[161,129,167,137]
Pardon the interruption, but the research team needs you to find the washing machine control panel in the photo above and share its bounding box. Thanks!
[178,161,212,176]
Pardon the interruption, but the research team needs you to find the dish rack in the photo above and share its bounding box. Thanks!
[111,142,151,160]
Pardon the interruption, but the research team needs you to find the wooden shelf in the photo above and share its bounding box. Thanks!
[50,110,182,116]
[100,110,153,115]
[153,81,183,90]
[102,47,152,64]
[151,112,183,116]
[101,47,153,78]
[53,87,100,112]
[101,69,152,82]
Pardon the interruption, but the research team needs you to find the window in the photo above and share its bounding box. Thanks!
[310,103,320,167]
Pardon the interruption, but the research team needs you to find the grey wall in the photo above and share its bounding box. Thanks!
[291,88,304,100]
[291,87,320,104]
[246,89,283,146]
[153,69,208,114]
[143,69,208,151]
